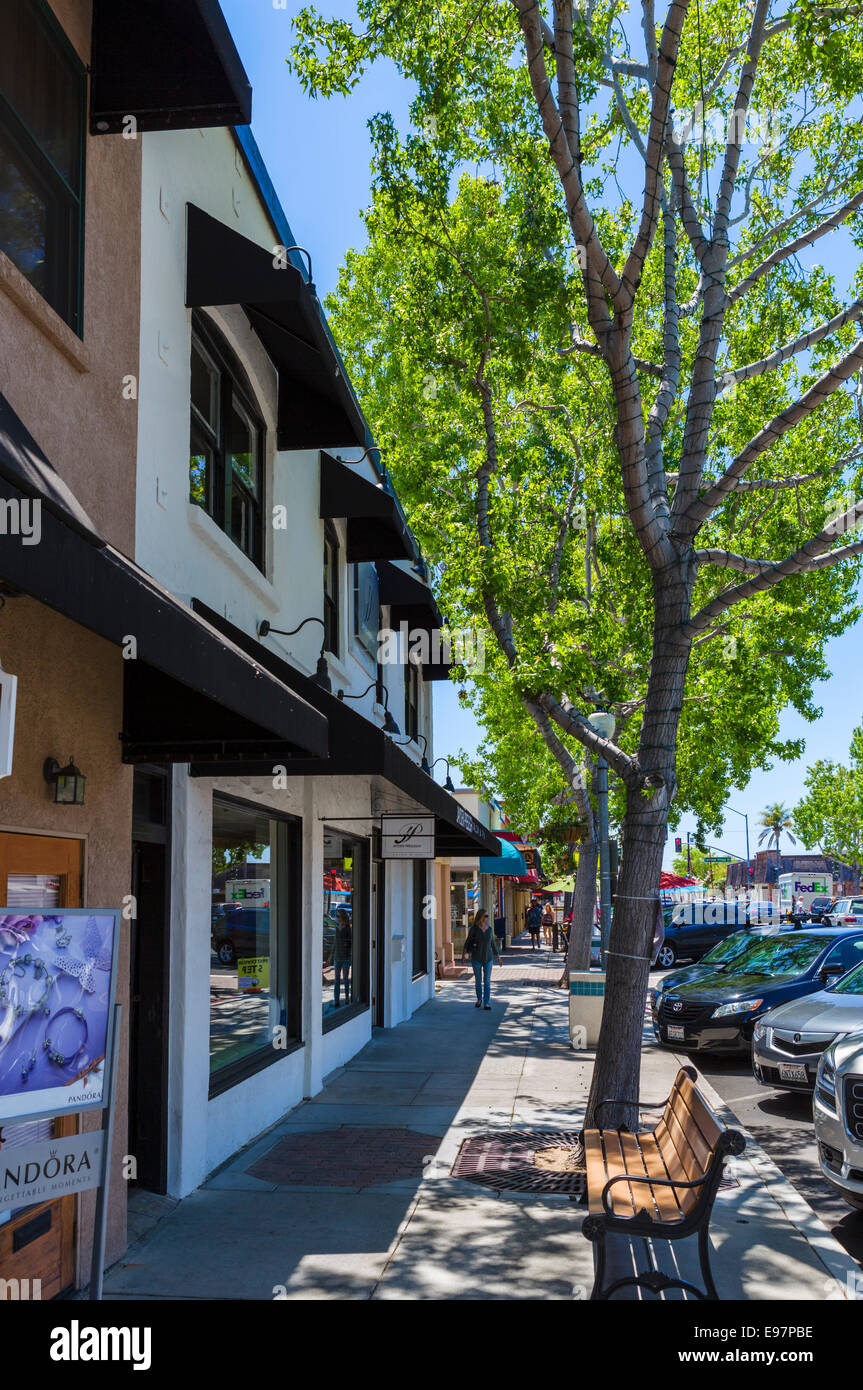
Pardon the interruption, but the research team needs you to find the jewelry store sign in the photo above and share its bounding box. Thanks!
[0,1130,103,1209]
[381,815,435,859]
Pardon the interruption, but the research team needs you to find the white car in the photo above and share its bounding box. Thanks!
[814,1032,863,1210]
[823,897,863,927]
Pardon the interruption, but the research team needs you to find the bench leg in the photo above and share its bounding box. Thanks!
[698,1223,719,1301]
[582,1217,607,1300]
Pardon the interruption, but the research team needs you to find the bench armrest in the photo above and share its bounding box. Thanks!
[601,1170,706,1220]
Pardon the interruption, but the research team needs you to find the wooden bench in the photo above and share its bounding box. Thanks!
[582,1066,745,1300]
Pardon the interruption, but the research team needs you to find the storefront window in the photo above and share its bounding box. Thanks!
[412,859,428,977]
[210,797,296,1082]
[322,830,367,1024]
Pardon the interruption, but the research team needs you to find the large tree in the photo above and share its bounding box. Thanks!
[794,724,863,882]
[292,0,863,1124]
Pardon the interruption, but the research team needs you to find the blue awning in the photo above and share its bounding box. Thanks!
[480,837,528,877]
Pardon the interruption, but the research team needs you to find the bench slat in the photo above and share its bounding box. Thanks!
[619,1131,685,1223]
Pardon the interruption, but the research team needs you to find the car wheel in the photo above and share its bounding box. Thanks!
[656,943,677,969]
[217,939,235,966]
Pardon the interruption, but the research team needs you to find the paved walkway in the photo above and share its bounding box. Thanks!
[101,939,860,1300]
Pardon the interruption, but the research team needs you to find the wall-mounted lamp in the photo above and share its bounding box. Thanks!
[43,756,85,805]
[258,616,331,692]
[393,732,431,776]
[430,757,456,792]
[337,681,400,736]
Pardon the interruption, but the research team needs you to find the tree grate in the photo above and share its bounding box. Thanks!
[451,1130,586,1195]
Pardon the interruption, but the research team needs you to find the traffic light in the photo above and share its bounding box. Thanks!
[674,837,682,853]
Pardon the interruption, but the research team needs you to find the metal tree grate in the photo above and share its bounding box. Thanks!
[451,1130,586,1195]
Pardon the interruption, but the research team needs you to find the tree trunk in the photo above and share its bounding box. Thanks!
[584,559,694,1130]
[562,835,598,975]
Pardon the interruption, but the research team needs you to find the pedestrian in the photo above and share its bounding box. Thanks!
[462,908,500,1009]
[526,900,542,950]
[333,908,352,1007]
[541,901,555,946]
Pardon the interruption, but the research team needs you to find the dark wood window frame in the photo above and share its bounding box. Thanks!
[323,521,340,657]
[190,311,265,571]
[321,834,371,1035]
[0,0,87,334]
[412,857,429,979]
[404,656,420,741]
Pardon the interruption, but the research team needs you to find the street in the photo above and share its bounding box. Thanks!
[646,966,863,1272]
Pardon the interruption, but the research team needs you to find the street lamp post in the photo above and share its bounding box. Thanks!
[587,710,616,968]
[724,804,750,894]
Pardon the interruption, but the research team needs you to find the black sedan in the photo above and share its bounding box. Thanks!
[651,928,863,1056]
[649,926,785,1012]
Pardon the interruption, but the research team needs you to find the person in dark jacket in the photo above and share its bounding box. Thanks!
[462,908,500,1009]
[333,908,352,1007]
[526,901,542,950]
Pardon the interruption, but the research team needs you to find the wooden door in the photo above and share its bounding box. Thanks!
[0,832,82,1299]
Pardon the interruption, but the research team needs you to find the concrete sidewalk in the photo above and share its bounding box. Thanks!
[101,941,859,1300]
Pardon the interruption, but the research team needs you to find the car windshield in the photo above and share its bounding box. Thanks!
[723,933,831,977]
[701,932,750,966]
[830,961,863,995]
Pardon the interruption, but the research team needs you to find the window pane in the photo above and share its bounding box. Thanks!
[0,0,84,192]
[191,342,218,431]
[413,860,428,975]
[229,480,256,557]
[229,397,257,493]
[322,832,366,1020]
[0,123,76,323]
[210,801,282,1076]
[190,421,212,509]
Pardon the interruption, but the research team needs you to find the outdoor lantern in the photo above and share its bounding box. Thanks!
[44,756,86,805]
[587,709,616,741]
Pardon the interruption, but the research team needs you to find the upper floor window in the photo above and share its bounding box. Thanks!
[404,656,420,740]
[0,0,86,333]
[190,312,264,569]
[323,522,340,656]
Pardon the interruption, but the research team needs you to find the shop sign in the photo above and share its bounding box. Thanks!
[381,815,435,859]
[237,956,270,993]
[0,1130,103,1209]
[0,909,121,1123]
[0,668,16,779]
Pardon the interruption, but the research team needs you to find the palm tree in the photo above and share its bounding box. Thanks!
[758,803,797,870]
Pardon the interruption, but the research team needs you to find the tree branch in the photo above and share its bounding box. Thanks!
[718,300,863,392]
[682,338,863,530]
[727,188,863,306]
[536,691,640,786]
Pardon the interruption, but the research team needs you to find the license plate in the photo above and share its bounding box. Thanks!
[778,1063,808,1083]
[667,1025,686,1041]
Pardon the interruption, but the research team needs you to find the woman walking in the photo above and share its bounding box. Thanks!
[541,902,555,947]
[462,909,500,1009]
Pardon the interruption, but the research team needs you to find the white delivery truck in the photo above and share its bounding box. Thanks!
[777,872,832,921]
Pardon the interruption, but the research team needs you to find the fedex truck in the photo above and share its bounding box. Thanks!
[777,872,832,920]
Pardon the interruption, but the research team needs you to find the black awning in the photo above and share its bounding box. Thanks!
[319,453,413,563]
[0,471,327,763]
[376,561,452,682]
[0,392,102,545]
[189,601,497,857]
[185,205,366,450]
[90,0,252,134]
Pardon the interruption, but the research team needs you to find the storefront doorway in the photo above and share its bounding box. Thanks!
[0,831,82,1298]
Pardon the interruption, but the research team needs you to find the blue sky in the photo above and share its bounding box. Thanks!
[219,0,861,868]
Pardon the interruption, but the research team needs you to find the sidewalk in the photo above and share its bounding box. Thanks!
[101,940,859,1300]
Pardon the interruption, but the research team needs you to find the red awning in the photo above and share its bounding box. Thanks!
[660,871,699,888]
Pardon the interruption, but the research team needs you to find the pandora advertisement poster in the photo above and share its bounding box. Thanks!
[0,910,120,1123]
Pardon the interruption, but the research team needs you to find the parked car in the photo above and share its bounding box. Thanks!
[649,927,786,1013]
[656,902,754,968]
[806,896,836,925]
[813,1032,863,1211]
[753,958,863,1091]
[652,928,863,1056]
[823,897,863,927]
[211,904,270,967]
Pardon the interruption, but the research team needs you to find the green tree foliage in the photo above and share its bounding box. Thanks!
[290,0,863,1122]
[795,725,863,872]
[757,801,797,859]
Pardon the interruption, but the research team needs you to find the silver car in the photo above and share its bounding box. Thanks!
[823,896,863,927]
[813,1032,863,1211]
[753,958,863,1091]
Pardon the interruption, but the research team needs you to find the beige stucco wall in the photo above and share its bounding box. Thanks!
[0,0,142,556]
[0,1,142,1283]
